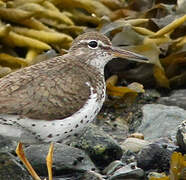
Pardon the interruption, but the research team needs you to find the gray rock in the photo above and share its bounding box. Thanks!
[0,152,32,180]
[158,89,186,110]
[176,120,186,152]
[73,124,123,168]
[103,160,124,175]
[24,143,96,177]
[109,162,144,180]
[137,143,172,171]
[80,170,105,180]
[138,104,186,140]
[0,135,17,152]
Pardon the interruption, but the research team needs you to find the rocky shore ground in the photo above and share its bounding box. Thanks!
[0,88,186,180]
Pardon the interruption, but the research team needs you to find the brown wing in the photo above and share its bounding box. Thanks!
[0,56,95,120]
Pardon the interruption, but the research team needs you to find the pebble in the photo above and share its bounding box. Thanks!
[109,162,144,180]
[128,133,144,140]
[137,143,172,172]
[121,137,149,153]
[103,160,124,175]
[176,120,186,151]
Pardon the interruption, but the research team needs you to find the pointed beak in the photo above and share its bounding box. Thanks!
[109,46,149,63]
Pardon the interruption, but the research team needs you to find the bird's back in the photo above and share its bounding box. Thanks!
[0,54,104,120]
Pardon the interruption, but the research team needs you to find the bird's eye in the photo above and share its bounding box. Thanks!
[88,41,98,49]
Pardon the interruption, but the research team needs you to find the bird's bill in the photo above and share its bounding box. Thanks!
[110,46,149,63]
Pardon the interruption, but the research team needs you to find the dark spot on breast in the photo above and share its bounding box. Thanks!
[91,168,96,171]
[32,132,36,135]
[69,129,73,132]
[85,115,87,118]
[64,131,67,134]
[1,118,7,122]
[32,124,36,127]
[56,134,60,136]
[86,120,89,123]
[52,123,55,126]
[80,120,83,124]
[48,134,53,138]
[75,124,79,128]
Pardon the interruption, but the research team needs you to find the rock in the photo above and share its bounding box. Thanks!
[0,152,32,180]
[80,170,105,180]
[176,120,186,152]
[148,172,167,179]
[24,143,96,177]
[157,89,186,110]
[95,109,129,143]
[109,162,144,180]
[74,124,123,169]
[138,104,186,140]
[121,150,137,164]
[0,135,17,152]
[137,143,172,172]
[128,133,144,140]
[103,160,124,175]
[121,138,149,153]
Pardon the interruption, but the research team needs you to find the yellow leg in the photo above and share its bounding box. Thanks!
[16,142,41,180]
[46,143,54,180]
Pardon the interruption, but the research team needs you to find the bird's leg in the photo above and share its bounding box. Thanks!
[46,143,54,180]
[16,142,41,180]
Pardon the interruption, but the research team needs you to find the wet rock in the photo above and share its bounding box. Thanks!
[0,152,32,180]
[109,162,144,180]
[138,104,186,140]
[158,89,186,110]
[24,143,96,177]
[137,143,172,172]
[0,135,17,152]
[80,170,105,180]
[103,160,124,175]
[121,137,150,153]
[176,120,186,152]
[74,124,123,169]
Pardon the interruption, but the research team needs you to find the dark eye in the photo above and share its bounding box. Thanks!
[88,41,98,48]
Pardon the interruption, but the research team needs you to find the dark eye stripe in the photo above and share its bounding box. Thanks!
[88,41,98,48]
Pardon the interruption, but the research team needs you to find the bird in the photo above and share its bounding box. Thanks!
[0,32,148,180]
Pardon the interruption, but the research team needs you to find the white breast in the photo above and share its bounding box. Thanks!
[0,81,105,144]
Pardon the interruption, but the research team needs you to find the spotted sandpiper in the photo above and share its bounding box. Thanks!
[0,32,148,180]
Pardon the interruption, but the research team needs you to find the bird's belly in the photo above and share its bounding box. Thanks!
[0,83,105,144]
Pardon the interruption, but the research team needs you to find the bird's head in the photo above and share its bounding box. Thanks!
[69,32,149,73]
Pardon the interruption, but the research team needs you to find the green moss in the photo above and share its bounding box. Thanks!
[94,145,105,155]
